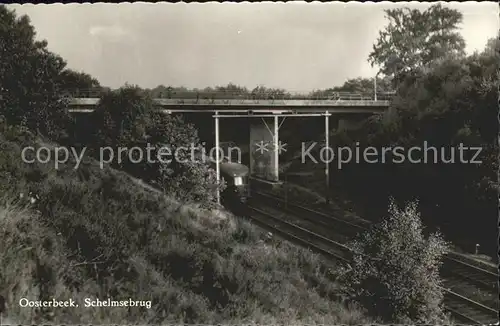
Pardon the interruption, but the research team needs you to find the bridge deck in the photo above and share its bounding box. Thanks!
[68,98,390,113]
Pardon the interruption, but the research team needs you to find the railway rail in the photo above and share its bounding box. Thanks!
[252,190,498,288]
[246,192,498,324]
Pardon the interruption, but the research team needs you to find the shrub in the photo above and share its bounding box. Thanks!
[339,198,449,324]
[76,87,222,207]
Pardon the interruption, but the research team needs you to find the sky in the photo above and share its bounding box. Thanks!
[8,1,500,93]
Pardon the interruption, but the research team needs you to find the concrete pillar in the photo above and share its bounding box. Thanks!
[249,117,279,182]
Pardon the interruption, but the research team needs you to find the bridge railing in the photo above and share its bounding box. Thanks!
[59,88,396,102]
[59,87,105,98]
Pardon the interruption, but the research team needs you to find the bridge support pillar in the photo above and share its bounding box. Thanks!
[274,115,279,182]
[249,115,283,182]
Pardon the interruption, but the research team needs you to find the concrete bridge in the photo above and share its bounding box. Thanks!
[67,97,391,114]
[65,89,394,204]
[64,88,393,112]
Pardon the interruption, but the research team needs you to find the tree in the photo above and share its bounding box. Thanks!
[250,85,290,99]
[368,4,466,81]
[0,5,73,140]
[81,86,221,206]
[56,69,101,96]
[216,83,248,95]
[146,110,224,206]
[326,37,498,257]
[309,77,394,99]
[147,85,174,98]
[340,198,449,324]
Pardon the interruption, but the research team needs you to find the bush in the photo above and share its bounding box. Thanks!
[340,198,449,324]
[75,86,222,208]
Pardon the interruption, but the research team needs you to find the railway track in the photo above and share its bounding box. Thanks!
[252,191,498,287]
[247,205,351,263]
[246,192,498,324]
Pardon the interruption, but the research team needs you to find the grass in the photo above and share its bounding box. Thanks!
[273,173,367,225]
[0,126,374,324]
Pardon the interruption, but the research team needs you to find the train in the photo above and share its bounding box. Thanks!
[219,161,250,202]
[206,150,251,214]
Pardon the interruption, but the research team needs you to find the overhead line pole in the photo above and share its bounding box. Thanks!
[215,110,220,205]
[325,111,331,206]
[374,71,381,101]
[274,115,279,182]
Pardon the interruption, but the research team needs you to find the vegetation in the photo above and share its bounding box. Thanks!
[0,122,371,324]
[0,6,220,208]
[309,77,393,99]
[288,4,498,258]
[141,83,293,100]
[368,4,466,81]
[0,6,72,140]
[0,3,492,324]
[73,86,222,207]
[57,70,102,95]
[268,181,452,323]
[0,5,371,324]
[340,199,449,324]
[319,36,498,256]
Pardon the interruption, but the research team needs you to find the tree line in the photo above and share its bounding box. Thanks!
[325,5,497,323]
[140,80,394,100]
[319,5,498,257]
[1,3,495,323]
[0,6,220,206]
[61,80,395,100]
